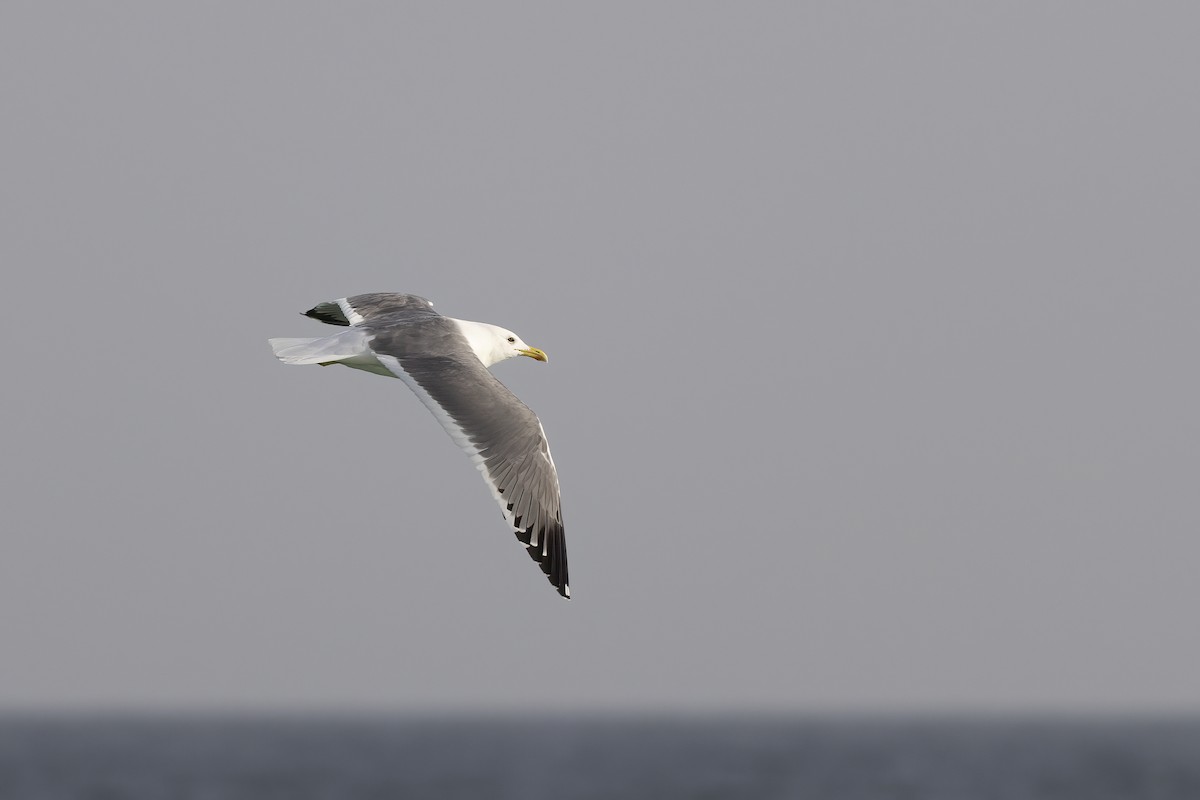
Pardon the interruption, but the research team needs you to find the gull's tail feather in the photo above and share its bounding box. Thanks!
[270,338,320,363]
[268,328,371,365]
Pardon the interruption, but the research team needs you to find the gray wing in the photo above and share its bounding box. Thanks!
[304,293,436,326]
[372,351,570,598]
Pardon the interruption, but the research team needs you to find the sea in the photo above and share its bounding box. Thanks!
[0,715,1197,799]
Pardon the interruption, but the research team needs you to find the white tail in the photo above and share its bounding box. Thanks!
[269,328,397,378]
[268,328,371,365]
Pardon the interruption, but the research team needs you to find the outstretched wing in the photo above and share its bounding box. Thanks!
[304,293,436,327]
[373,351,569,598]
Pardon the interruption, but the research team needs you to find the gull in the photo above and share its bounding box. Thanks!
[270,292,569,598]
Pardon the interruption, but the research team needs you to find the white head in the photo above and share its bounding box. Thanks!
[451,318,549,368]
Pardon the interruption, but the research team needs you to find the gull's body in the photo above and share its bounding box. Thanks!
[269,293,569,598]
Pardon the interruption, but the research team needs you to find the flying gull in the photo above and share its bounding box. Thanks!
[269,292,569,598]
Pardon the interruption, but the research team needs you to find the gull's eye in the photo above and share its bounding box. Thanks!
[507,337,516,343]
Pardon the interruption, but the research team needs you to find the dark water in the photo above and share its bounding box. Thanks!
[1,716,1198,799]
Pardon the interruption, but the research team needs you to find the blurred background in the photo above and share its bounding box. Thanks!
[2,2,1198,797]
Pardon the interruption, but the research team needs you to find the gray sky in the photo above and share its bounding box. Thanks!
[2,2,1198,714]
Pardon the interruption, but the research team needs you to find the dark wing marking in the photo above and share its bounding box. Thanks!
[304,301,351,326]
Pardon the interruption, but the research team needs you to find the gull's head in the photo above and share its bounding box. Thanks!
[497,326,548,365]
[454,319,548,367]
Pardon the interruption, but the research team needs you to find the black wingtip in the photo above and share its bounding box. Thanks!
[303,307,350,326]
[512,522,569,599]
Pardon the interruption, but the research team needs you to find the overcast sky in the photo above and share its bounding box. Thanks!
[2,3,1198,714]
